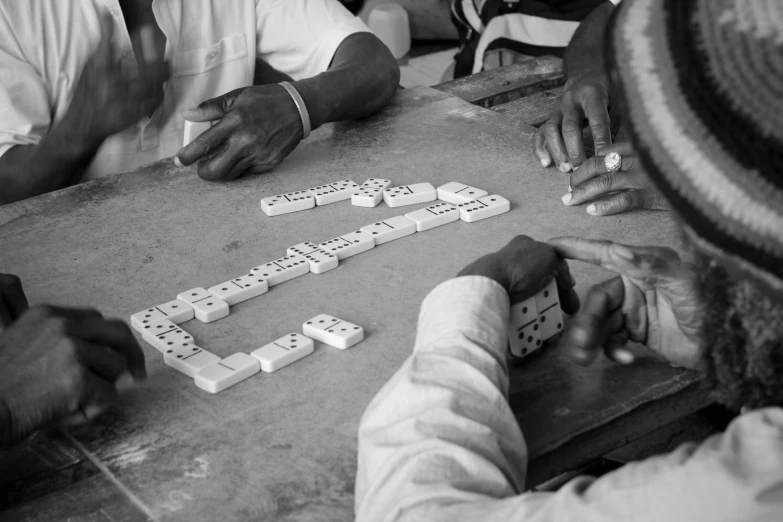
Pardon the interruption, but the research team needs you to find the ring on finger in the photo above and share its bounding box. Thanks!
[604,152,622,173]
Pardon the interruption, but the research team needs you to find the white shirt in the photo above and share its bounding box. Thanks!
[356,276,783,521]
[0,0,368,180]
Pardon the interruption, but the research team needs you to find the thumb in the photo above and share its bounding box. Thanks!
[182,89,241,122]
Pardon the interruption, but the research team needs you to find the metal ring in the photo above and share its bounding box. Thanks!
[604,152,622,173]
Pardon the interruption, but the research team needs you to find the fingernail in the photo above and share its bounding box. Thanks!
[612,244,636,260]
[173,156,184,168]
[559,162,573,173]
[541,158,551,168]
[561,193,572,205]
[586,204,597,215]
[568,184,572,193]
[115,371,135,394]
[613,349,635,365]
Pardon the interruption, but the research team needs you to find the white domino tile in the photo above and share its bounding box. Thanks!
[404,202,460,232]
[436,182,488,204]
[307,179,361,205]
[140,319,195,354]
[251,333,315,373]
[535,279,564,341]
[507,297,542,358]
[194,353,260,394]
[303,314,364,350]
[360,216,416,245]
[352,178,392,208]
[318,231,375,260]
[260,190,315,216]
[164,343,221,378]
[457,195,510,222]
[287,241,320,257]
[183,120,214,147]
[177,287,229,323]
[130,300,194,333]
[250,254,310,286]
[208,273,268,306]
[302,249,339,274]
[382,183,437,208]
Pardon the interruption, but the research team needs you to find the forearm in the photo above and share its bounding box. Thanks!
[293,32,400,130]
[356,277,532,521]
[0,129,99,205]
[564,2,614,86]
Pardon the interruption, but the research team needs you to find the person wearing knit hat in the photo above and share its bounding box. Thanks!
[355,1,783,520]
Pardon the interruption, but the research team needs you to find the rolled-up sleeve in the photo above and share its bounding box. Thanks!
[0,5,50,158]
[255,0,370,81]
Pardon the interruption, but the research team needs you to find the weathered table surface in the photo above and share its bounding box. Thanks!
[0,85,708,521]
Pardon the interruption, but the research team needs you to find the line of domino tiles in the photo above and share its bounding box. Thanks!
[134,310,365,394]
[260,179,506,217]
[131,180,510,393]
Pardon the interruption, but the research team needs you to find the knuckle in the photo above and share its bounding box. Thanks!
[614,192,637,209]
[58,337,81,360]
[27,304,54,321]
[46,316,71,336]
[596,174,616,191]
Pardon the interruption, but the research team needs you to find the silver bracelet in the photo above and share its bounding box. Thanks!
[279,81,311,140]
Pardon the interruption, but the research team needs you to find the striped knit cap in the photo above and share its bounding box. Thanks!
[607,0,783,296]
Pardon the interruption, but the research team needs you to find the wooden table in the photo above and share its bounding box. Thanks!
[0,80,709,521]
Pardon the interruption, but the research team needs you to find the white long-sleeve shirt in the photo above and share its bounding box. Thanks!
[356,276,783,522]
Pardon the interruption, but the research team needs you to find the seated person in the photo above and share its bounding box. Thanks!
[0,0,400,205]
[0,274,145,448]
[357,0,783,519]
[533,0,666,216]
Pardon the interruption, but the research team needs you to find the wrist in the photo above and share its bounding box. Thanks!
[457,259,511,295]
[44,121,103,162]
[289,78,328,131]
[564,71,610,93]
[279,81,312,139]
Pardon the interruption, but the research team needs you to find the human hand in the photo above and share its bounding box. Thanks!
[0,306,146,448]
[0,274,29,329]
[458,235,580,313]
[548,237,704,369]
[532,74,613,172]
[54,17,169,152]
[174,84,304,181]
[561,142,670,216]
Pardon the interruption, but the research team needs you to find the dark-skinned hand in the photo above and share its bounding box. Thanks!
[458,235,580,313]
[548,237,704,370]
[533,74,613,172]
[174,84,304,181]
[53,17,169,154]
[0,274,29,329]
[0,306,146,448]
[562,142,670,216]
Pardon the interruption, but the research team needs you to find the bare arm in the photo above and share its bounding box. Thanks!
[0,18,167,205]
[0,127,101,205]
[176,32,399,181]
[564,2,614,87]
[532,1,616,171]
[290,32,400,129]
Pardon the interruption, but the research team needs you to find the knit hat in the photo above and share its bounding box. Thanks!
[607,0,783,296]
